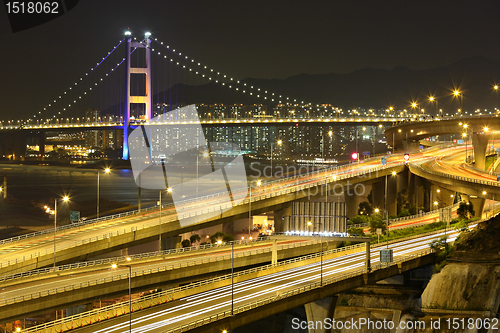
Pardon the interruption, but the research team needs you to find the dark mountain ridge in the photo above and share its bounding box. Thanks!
[156,56,500,112]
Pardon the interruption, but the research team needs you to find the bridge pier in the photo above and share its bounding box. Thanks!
[304,296,338,333]
[345,189,359,218]
[38,131,45,157]
[274,203,291,233]
[386,174,397,216]
[372,180,385,210]
[162,236,182,250]
[434,187,455,207]
[472,130,489,170]
[469,197,485,218]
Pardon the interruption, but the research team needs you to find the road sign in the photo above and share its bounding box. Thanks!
[439,207,452,224]
[379,249,393,263]
[404,153,410,163]
[351,152,359,160]
[381,157,387,165]
[362,151,370,156]
[376,228,382,235]
[70,211,80,222]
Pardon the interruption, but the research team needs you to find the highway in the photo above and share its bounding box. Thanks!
[0,143,489,274]
[0,151,409,273]
[0,238,315,309]
[60,226,464,333]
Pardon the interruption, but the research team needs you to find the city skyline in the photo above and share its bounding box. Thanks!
[1,1,500,119]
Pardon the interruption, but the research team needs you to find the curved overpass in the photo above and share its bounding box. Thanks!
[386,115,500,170]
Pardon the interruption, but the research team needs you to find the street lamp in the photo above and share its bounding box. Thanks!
[270,140,282,173]
[453,90,463,114]
[112,257,132,333]
[322,130,333,166]
[308,221,324,285]
[54,196,69,268]
[158,187,173,251]
[429,96,439,117]
[196,151,209,197]
[248,180,262,236]
[97,167,111,218]
[384,172,396,247]
[411,102,418,115]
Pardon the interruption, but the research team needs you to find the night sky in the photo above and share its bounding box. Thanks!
[1,0,500,120]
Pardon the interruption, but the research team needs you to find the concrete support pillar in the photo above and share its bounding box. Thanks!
[272,239,277,265]
[472,131,489,171]
[422,179,432,212]
[371,181,385,210]
[162,236,181,250]
[469,197,485,218]
[366,241,371,272]
[434,188,455,207]
[274,203,291,233]
[39,131,46,157]
[386,175,397,216]
[304,296,338,333]
[2,173,6,199]
[345,187,359,218]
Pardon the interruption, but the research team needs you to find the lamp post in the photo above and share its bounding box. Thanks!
[54,196,69,268]
[270,140,282,174]
[308,220,323,285]
[384,171,396,247]
[158,187,172,251]
[248,180,262,236]
[197,152,209,197]
[429,97,438,117]
[322,131,333,166]
[97,168,110,218]
[112,257,132,333]
[454,90,463,115]
[411,102,418,115]
[231,240,234,315]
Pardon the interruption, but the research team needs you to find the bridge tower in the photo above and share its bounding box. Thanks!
[123,31,152,160]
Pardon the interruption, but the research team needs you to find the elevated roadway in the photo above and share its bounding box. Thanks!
[0,237,351,322]
[386,115,500,170]
[24,225,467,333]
[0,155,408,276]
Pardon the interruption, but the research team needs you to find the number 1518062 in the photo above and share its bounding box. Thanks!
[6,2,59,14]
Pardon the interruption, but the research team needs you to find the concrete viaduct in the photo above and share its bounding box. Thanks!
[386,115,500,170]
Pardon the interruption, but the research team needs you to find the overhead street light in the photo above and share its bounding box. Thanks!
[54,196,69,268]
[112,257,133,333]
[97,167,111,218]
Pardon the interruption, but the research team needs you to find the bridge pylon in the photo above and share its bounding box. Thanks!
[123,31,152,160]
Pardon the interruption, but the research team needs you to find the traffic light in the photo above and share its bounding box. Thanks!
[351,152,359,161]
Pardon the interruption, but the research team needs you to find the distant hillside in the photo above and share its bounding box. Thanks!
[156,56,500,111]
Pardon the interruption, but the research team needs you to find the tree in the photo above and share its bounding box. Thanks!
[181,239,191,248]
[457,202,474,220]
[190,234,201,244]
[397,189,410,213]
[358,201,373,215]
[398,209,411,217]
[348,215,370,225]
[210,231,226,244]
[369,213,386,234]
[454,220,469,233]
[222,234,234,242]
[347,227,365,236]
